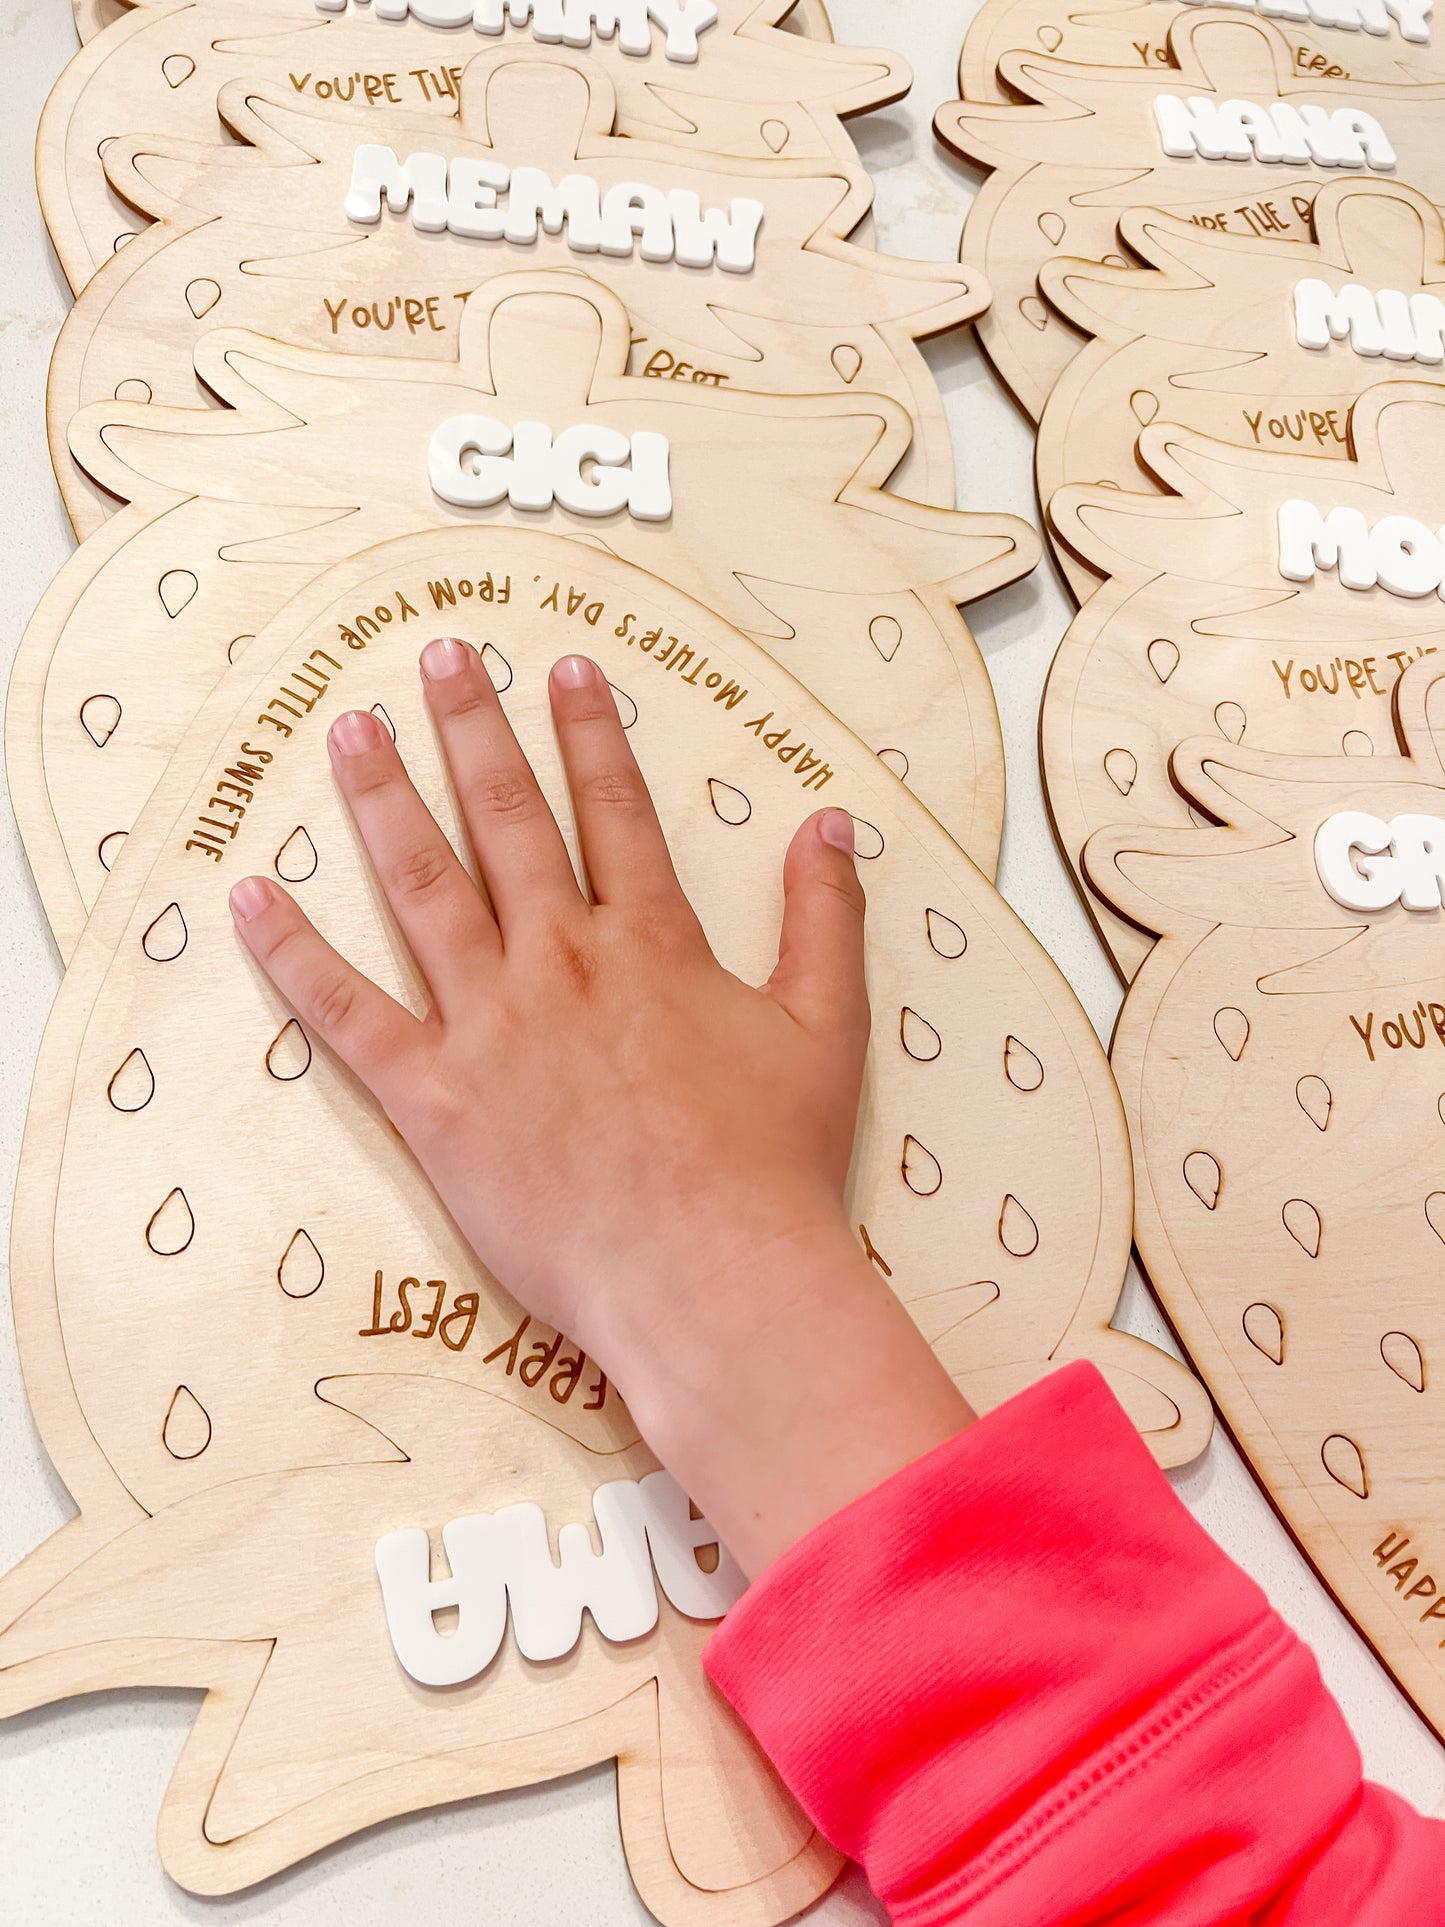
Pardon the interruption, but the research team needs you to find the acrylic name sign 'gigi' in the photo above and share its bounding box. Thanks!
[1036,181,1445,601]
[40,0,904,291]
[0,526,1206,1901]
[13,273,1035,958]
[934,12,1445,423]
[50,50,973,536]
[957,0,1444,109]
[1082,655,1445,1750]
[1040,383,1445,979]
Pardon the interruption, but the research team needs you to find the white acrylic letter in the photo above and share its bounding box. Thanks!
[429,415,515,506]
[1314,811,1402,910]
[627,431,673,520]
[551,423,635,515]
[1278,500,1377,587]
[345,145,449,230]
[1370,515,1443,596]
[599,181,675,259]
[374,1518,509,1687]
[446,157,511,239]
[667,190,764,271]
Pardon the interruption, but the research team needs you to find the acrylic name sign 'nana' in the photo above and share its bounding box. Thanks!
[1,523,1205,1903]
[42,0,903,288]
[50,47,974,535]
[957,0,1445,109]
[1082,651,1445,1752]
[934,12,1445,423]
[12,272,1036,958]
[1036,181,1445,601]
[1039,382,1445,979]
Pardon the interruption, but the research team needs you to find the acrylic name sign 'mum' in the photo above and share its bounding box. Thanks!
[1036,180,1445,601]
[934,12,1445,423]
[49,45,973,533]
[1,524,1205,1903]
[957,0,1444,108]
[10,272,1036,958]
[1040,382,1445,979]
[1083,651,1445,1750]
[41,0,905,289]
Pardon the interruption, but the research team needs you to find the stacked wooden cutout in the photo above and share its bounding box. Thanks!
[945,0,1445,1759]
[6,4,1211,1917]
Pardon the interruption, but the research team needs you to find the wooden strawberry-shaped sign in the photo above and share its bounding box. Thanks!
[958,0,1445,107]
[1085,652,1445,1748]
[1041,382,1445,976]
[14,272,1037,956]
[1038,180,1445,600]
[1,523,1206,1904]
[935,11,1445,420]
[43,0,903,287]
[51,45,974,531]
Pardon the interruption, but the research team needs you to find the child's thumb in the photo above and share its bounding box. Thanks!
[768,810,870,1036]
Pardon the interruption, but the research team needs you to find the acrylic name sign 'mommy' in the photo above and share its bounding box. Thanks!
[1035,181,1445,602]
[957,0,1444,107]
[0,523,1204,1903]
[314,0,720,60]
[14,273,1036,957]
[935,12,1445,421]
[1039,383,1445,979]
[50,48,975,536]
[1082,652,1445,1755]
[37,0,910,293]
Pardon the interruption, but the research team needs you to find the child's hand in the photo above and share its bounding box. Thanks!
[230,641,970,1573]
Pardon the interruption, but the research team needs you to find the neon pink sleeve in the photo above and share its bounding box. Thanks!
[704,1362,1444,1924]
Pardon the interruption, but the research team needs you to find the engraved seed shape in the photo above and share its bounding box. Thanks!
[1342,730,1373,757]
[114,378,151,404]
[185,277,222,320]
[1213,1007,1249,1062]
[851,818,885,861]
[108,1048,155,1113]
[98,831,127,872]
[761,118,789,153]
[876,747,909,779]
[1038,24,1063,47]
[1382,1331,1426,1392]
[608,683,638,729]
[275,825,318,884]
[1322,1433,1368,1500]
[227,634,255,665]
[371,703,397,741]
[142,901,187,962]
[831,343,863,384]
[708,779,751,826]
[163,1386,211,1461]
[1429,1192,1445,1245]
[1004,1036,1044,1092]
[1130,389,1159,425]
[869,615,902,662]
[1038,211,1066,246]
[1104,747,1137,797]
[1020,295,1049,330]
[80,693,121,747]
[1243,1303,1284,1366]
[481,642,513,692]
[902,1136,943,1197]
[1283,1198,1322,1259]
[1214,701,1247,745]
[999,1195,1039,1257]
[925,908,967,959]
[159,568,198,618]
[1184,1152,1221,1210]
[1147,638,1179,684]
[266,1019,312,1082]
[162,53,196,87]
[900,1008,942,1062]
[1296,1076,1332,1132]
[278,1229,324,1299]
[146,1187,194,1256]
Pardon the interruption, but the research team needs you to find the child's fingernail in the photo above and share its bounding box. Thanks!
[552,655,596,690]
[819,809,857,854]
[330,709,383,757]
[421,637,470,680]
[230,877,271,922]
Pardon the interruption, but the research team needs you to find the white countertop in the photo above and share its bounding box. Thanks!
[1,1,1440,1918]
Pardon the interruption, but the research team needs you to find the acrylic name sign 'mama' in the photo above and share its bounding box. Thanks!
[1039,382,1445,979]
[0,523,1206,1901]
[49,47,974,535]
[1082,651,1445,1751]
[12,272,1035,960]
[957,0,1444,108]
[40,0,904,289]
[1036,181,1445,601]
[934,12,1445,423]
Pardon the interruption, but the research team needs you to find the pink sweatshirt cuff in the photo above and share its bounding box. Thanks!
[704,1362,1374,1925]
